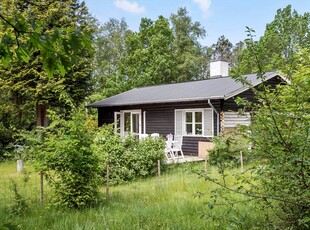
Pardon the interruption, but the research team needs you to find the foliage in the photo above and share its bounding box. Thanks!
[231,5,310,76]
[0,0,92,76]
[91,7,209,99]
[202,49,310,229]
[248,50,310,228]
[0,0,96,157]
[8,179,29,216]
[170,7,208,81]
[118,16,176,91]
[25,111,101,209]
[92,18,132,98]
[93,125,166,185]
[211,35,233,62]
[208,131,250,171]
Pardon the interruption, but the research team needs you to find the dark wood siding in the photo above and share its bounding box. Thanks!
[96,101,216,155]
[222,77,284,112]
[95,75,284,155]
[145,108,174,135]
[183,136,210,156]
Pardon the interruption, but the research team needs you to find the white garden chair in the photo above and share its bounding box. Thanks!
[165,134,175,161]
[139,134,149,140]
[172,135,184,159]
[151,133,160,138]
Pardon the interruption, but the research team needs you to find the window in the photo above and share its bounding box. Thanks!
[114,110,142,136]
[185,111,202,135]
[114,112,121,133]
[175,108,213,137]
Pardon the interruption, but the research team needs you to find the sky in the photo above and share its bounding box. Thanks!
[84,0,309,46]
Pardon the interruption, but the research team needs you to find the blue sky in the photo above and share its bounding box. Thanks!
[84,0,309,46]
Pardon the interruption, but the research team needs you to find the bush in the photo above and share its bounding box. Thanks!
[208,131,251,171]
[94,125,166,185]
[26,111,102,209]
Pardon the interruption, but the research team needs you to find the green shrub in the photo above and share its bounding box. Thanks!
[9,179,28,216]
[26,111,102,209]
[94,125,166,185]
[208,131,250,171]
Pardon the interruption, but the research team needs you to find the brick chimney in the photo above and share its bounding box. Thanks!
[210,61,229,78]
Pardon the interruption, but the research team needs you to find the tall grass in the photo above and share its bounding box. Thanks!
[0,161,266,229]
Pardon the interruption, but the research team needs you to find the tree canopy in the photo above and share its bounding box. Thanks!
[231,5,310,76]
[0,0,95,153]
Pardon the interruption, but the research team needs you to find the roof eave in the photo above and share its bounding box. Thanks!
[87,96,224,108]
[224,72,282,100]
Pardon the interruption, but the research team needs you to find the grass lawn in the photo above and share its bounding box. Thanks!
[0,161,266,230]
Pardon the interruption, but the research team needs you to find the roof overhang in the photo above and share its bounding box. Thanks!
[223,73,287,100]
[87,96,224,108]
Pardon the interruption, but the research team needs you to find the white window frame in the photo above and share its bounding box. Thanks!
[114,110,142,136]
[184,109,204,136]
[114,112,121,134]
[175,108,214,137]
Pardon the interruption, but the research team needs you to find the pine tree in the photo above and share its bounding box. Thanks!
[0,0,95,150]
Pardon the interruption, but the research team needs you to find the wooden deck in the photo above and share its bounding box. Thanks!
[166,155,205,164]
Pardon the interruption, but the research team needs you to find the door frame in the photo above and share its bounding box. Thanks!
[115,110,142,136]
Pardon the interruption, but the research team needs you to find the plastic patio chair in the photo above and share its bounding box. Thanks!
[172,135,184,159]
[165,134,175,161]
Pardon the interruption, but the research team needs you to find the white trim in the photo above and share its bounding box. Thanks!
[114,112,121,134]
[203,108,214,137]
[118,109,142,136]
[174,108,214,137]
[175,109,183,136]
[208,99,219,135]
[143,111,146,134]
[184,109,204,136]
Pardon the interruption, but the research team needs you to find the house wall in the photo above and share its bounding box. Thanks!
[97,101,219,155]
[96,76,285,155]
[222,77,284,112]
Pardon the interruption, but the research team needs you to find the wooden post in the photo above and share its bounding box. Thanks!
[106,164,109,198]
[157,160,161,186]
[36,102,49,207]
[205,157,208,173]
[240,151,244,172]
[40,171,43,206]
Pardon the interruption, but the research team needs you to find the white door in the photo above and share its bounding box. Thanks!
[117,110,142,137]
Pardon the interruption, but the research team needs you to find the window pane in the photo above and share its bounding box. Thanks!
[124,113,131,132]
[186,124,192,134]
[186,112,192,122]
[195,112,202,122]
[132,114,139,133]
[195,124,202,135]
[115,113,121,133]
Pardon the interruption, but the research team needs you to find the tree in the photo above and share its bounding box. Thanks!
[118,16,176,90]
[201,28,310,230]
[92,18,132,98]
[0,0,95,154]
[170,7,207,81]
[231,5,310,76]
[246,49,310,228]
[0,0,92,77]
[211,35,233,62]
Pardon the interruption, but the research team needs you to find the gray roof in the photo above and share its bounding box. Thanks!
[88,71,279,108]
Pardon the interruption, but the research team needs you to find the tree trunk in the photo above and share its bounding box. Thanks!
[36,102,49,127]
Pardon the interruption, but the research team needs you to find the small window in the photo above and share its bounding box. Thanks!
[175,108,213,137]
[185,111,203,136]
